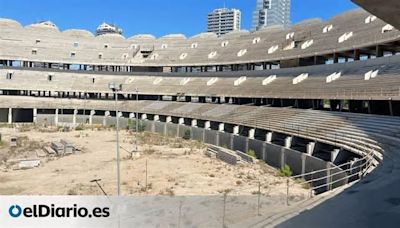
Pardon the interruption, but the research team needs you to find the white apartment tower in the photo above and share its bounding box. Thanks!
[207,8,241,36]
[252,0,291,31]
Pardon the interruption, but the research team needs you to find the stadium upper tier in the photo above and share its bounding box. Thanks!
[0,9,399,69]
[1,54,400,101]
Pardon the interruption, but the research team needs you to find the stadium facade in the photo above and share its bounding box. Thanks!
[0,1,400,225]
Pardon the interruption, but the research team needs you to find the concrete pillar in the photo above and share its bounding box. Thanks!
[72,109,78,126]
[33,108,37,124]
[204,121,211,130]
[178,118,184,125]
[307,142,315,156]
[233,125,239,135]
[141,113,147,120]
[89,110,95,125]
[248,129,255,139]
[191,119,197,127]
[103,111,110,126]
[154,115,159,122]
[266,132,273,143]
[331,149,340,163]
[8,108,12,124]
[55,109,59,126]
[285,136,292,148]
[129,113,135,119]
[301,153,307,175]
[166,116,172,123]
[218,123,225,132]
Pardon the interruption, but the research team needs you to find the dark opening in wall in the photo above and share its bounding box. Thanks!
[12,108,33,123]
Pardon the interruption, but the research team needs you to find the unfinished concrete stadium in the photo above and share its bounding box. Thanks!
[0,0,400,227]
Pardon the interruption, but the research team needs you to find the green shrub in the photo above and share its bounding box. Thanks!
[279,164,293,177]
[246,149,256,158]
[75,125,84,131]
[126,119,133,130]
[183,130,191,140]
[130,120,146,132]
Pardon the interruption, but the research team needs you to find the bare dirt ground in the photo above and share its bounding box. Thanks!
[0,125,309,198]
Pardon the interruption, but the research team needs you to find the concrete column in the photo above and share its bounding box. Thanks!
[89,110,95,125]
[129,113,135,119]
[248,129,255,139]
[55,109,59,126]
[307,142,315,156]
[301,153,307,175]
[8,108,12,124]
[178,118,184,125]
[191,119,197,127]
[204,121,211,130]
[33,108,37,124]
[233,125,239,135]
[285,136,292,148]
[103,111,110,126]
[154,115,159,122]
[331,149,340,163]
[266,132,273,143]
[72,109,78,126]
[218,123,225,132]
[166,116,172,123]
[141,113,147,120]
[216,132,220,146]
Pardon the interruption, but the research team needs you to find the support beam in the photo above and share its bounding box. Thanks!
[285,136,292,148]
[141,113,147,120]
[233,126,239,135]
[55,109,59,126]
[331,149,340,163]
[72,109,78,126]
[8,108,12,124]
[266,132,273,143]
[218,123,225,132]
[166,116,172,123]
[178,117,184,125]
[89,110,95,125]
[33,108,37,124]
[154,115,159,121]
[191,119,197,127]
[103,111,110,126]
[248,129,255,139]
[307,142,316,156]
[204,121,211,130]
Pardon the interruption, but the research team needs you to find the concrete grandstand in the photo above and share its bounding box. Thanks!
[1,3,400,227]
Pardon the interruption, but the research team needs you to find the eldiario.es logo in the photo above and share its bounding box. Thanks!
[9,204,110,218]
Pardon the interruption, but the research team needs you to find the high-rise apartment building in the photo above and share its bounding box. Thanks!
[252,0,291,31]
[207,8,241,36]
